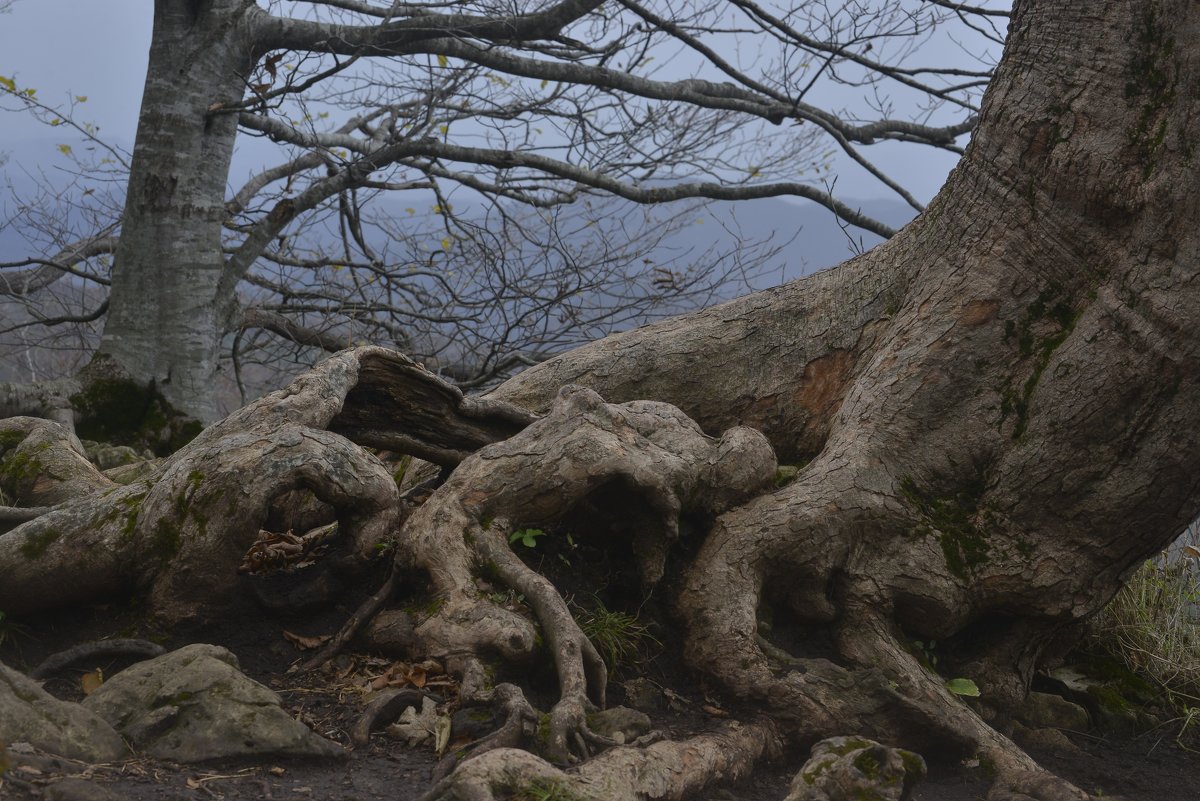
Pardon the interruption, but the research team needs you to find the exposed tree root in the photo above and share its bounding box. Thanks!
[351,687,434,746]
[432,683,539,782]
[0,348,533,623]
[0,351,1131,799]
[378,385,775,763]
[29,639,167,679]
[419,720,780,801]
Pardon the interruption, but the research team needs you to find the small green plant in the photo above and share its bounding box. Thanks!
[488,589,526,608]
[509,528,546,548]
[574,598,659,672]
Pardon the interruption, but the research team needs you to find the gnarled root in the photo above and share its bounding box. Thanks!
[0,348,532,622]
[385,385,776,762]
[676,467,1091,800]
[420,720,780,801]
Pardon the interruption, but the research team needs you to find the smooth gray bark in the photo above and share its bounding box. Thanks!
[97,0,260,421]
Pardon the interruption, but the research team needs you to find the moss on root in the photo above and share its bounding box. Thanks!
[18,526,61,559]
[70,376,202,456]
[901,476,990,580]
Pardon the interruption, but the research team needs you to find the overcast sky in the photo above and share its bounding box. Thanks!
[1,0,1005,267]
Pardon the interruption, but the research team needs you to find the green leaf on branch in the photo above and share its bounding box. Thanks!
[946,678,981,697]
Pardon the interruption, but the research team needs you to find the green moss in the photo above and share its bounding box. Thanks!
[118,492,147,540]
[477,558,502,584]
[403,596,445,619]
[853,750,881,778]
[390,454,411,487]
[1087,684,1134,714]
[852,790,884,801]
[151,518,182,559]
[901,476,990,580]
[1075,650,1158,703]
[71,377,201,456]
[0,429,26,450]
[999,284,1081,439]
[513,779,581,801]
[1124,7,1177,177]
[774,464,801,487]
[825,737,874,756]
[19,526,61,559]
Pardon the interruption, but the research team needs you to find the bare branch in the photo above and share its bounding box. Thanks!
[0,233,119,296]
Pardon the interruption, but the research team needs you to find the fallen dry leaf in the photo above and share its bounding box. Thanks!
[80,668,104,695]
[282,630,332,650]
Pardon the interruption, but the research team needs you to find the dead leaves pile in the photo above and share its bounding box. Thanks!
[240,524,337,574]
[364,658,456,693]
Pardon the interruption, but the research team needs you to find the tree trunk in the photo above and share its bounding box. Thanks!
[495,0,1200,651]
[98,0,259,421]
[481,0,1200,788]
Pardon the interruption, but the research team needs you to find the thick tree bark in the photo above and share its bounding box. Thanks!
[479,0,1200,792]
[494,0,1200,652]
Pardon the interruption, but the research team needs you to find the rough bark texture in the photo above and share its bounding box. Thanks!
[2,1,1198,800]
[478,0,1199,792]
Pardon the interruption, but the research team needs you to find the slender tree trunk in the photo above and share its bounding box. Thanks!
[98,0,259,421]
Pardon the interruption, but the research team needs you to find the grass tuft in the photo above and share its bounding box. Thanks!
[1089,525,1200,740]
[573,597,659,673]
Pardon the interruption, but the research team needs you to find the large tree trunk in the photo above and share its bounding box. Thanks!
[482,0,1200,787]
[98,0,259,421]
[495,0,1200,660]
[2,1,1198,800]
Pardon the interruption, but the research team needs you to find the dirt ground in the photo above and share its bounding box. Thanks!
[4,585,1200,801]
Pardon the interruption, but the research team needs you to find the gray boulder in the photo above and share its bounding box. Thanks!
[1018,691,1090,731]
[0,662,129,763]
[587,706,652,744]
[785,736,926,801]
[81,644,343,762]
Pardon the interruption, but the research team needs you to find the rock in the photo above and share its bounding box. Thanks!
[81,644,343,762]
[622,678,663,711]
[43,778,115,801]
[0,662,129,763]
[785,736,926,801]
[1018,691,1090,731]
[80,441,142,470]
[587,706,652,744]
[1011,721,1086,756]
